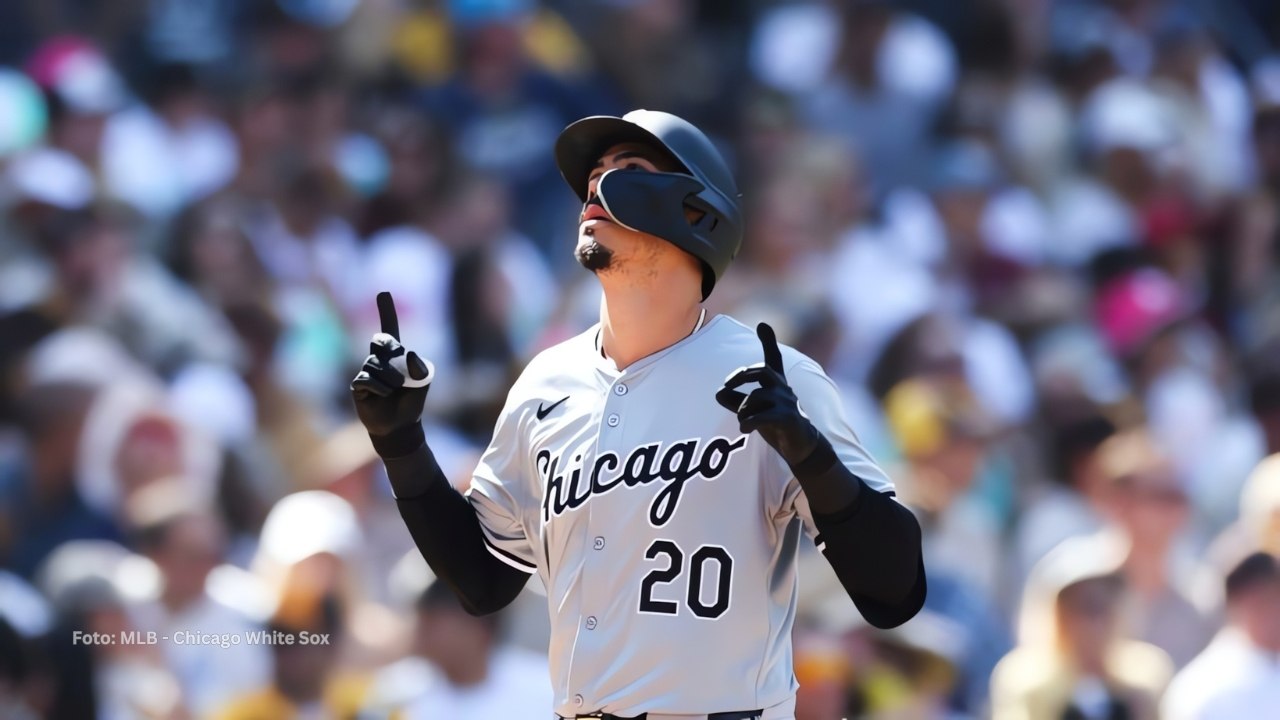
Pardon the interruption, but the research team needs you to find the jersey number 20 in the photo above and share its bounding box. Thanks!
[638,539,732,619]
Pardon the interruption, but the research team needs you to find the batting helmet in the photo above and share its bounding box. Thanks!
[555,109,743,299]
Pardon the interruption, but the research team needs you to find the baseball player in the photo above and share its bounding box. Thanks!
[351,110,926,720]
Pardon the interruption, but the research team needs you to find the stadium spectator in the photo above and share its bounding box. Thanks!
[1091,428,1220,667]
[211,587,366,720]
[398,577,552,718]
[881,376,1011,713]
[125,480,271,718]
[1014,412,1117,581]
[994,537,1173,720]
[1162,550,1280,719]
[38,540,185,720]
[0,382,119,579]
[418,0,612,256]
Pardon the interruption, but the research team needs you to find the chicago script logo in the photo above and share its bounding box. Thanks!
[538,436,749,526]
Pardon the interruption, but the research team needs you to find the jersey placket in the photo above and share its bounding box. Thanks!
[562,364,630,710]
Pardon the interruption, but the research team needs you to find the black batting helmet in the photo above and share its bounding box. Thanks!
[555,109,743,299]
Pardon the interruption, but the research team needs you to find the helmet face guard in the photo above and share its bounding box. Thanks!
[556,110,742,300]
[594,169,741,299]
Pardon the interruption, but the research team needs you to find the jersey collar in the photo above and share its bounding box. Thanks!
[593,308,710,375]
[595,307,706,358]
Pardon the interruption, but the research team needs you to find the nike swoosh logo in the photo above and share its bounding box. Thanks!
[536,396,570,421]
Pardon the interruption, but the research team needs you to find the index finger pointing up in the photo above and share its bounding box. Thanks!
[757,322,784,378]
[377,291,400,340]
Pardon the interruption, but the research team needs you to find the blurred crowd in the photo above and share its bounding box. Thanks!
[3,0,1280,718]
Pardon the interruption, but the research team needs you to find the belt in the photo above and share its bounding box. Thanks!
[568,707,757,712]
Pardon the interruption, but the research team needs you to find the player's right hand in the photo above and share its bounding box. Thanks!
[715,322,819,467]
[351,292,435,457]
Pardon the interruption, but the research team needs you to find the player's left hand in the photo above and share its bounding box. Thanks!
[716,323,820,466]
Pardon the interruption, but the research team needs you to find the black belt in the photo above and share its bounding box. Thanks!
[570,707,757,712]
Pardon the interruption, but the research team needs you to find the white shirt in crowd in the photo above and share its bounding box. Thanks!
[131,592,272,718]
[402,647,553,720]
[1162,627,1280,720]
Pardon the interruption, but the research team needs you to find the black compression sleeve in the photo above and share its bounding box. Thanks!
[383,443,530,615]
[792,436,927,629]
[787,432,860,514]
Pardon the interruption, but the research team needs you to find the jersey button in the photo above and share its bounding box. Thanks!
[614,383,628,396]
[585,616,597,630]
[606,413,619,427]
[573,694,584,707]
[593,536,605,550]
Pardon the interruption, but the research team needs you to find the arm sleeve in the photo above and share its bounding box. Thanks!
[386,443,530,616]
[385,385,539,614]
[781,357,927,629]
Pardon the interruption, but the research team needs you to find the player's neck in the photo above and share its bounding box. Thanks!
[598,284,702,370]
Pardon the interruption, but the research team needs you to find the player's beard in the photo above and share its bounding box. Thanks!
[576,228,670,285]
[575,233,615,271]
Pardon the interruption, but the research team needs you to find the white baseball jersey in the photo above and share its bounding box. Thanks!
[465,313,893,717]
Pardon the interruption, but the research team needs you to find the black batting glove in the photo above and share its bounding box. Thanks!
[715,323,821,467]
[351,292,434,458]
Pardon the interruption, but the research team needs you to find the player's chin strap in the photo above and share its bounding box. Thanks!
[596,308,706,360]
